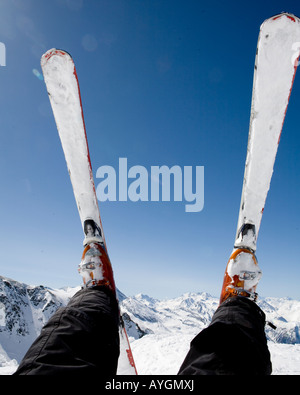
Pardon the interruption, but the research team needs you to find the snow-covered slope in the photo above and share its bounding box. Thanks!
[1,275,300,375]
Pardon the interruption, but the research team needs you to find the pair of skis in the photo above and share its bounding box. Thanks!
[41,12,300,375]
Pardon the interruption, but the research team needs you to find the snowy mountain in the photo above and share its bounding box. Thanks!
[122,292,300,345]
[1,275,300,375]
[0,275,81,373]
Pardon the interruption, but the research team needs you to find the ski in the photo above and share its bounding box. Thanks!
[234,12,300,251]
[41,48,137,375]
[220,13,300,304]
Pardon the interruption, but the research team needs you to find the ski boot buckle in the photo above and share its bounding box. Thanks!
[226,286,258,302]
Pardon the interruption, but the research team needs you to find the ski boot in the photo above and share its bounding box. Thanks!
[78,242,116,294]
[219,247,262,305]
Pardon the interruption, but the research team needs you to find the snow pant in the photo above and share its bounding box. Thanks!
[178,296,272,375]
[14,287,271,375]
[14,286,120,375]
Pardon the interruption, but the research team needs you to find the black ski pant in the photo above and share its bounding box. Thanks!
[14,287,272,375]
[14,286,120,375]
[178,296,272,375]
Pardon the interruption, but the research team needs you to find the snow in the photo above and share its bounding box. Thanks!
[130,333,191,375]
[0,302,5,326]
[268,344,300,375]
[131,338,300,375]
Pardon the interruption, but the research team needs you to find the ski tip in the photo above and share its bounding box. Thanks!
[41,48,72,65]
[263,12,300,25]
[259,12,300,38]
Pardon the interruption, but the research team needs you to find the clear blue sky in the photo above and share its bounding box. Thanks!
[0,0,300,300]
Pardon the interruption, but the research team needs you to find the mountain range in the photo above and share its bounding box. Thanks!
[1,275,300,375]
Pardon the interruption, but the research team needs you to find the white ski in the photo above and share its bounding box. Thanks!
[235,13,300,251]
[41,48,137,375]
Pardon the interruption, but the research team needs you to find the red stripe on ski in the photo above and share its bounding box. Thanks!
[123,327,138,375]
[43,49,67,61]
[272,14,296,22]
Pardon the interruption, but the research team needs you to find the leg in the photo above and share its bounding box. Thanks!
[14,286,120,375]
[178,296,272,375]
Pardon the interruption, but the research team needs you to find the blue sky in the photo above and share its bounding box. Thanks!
[0,0,300,300]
